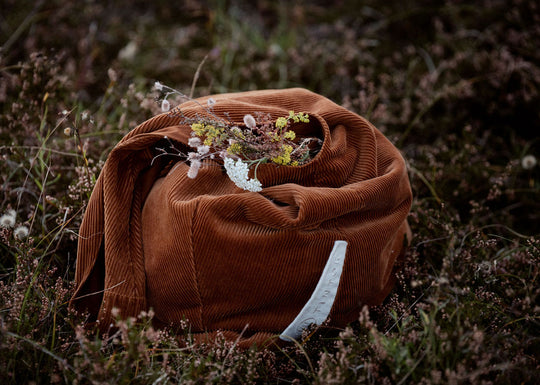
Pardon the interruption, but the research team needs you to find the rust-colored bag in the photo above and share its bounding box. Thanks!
[71,88,412,347]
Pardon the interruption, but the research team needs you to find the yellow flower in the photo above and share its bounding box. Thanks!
[231,126,245,140]
[227,142,244,155]
[275,117,288,129]
[191,122,225,146]
[284,130,296,140]
[270,132,281,142]
[271,144,293,165]
[191,122,206,136]
[288,111,309,123]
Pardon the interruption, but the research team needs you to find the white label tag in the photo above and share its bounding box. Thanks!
[280,240,347,341]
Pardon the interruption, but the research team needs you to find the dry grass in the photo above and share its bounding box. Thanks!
[1,0,538,383]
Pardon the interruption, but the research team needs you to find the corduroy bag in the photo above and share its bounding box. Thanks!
[71,88,412,348]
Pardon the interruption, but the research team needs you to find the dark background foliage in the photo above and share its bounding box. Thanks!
[1,0,538,383]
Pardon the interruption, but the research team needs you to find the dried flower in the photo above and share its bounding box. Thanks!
[187,110,313,189]
[243,114,257,129]
[13,225,29,240]
[150,84,316,192]
[521,154,537,170]
[161,99,171,112]
[197,145,210,155]
[188,137,201,147]
[187,160,201,179]
[224,158,262,192]
[0,210,16,228]
[154,81,163,91]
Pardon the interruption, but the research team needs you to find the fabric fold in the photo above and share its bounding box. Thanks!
[70,88,413,347]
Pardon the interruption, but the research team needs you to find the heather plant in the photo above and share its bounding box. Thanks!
[1,0,539,383]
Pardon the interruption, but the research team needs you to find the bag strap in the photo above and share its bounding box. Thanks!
[280,240,348,341]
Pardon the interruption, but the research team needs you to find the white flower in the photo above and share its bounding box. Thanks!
[187,160,201,179]
[64,127,73,136]
[197,145,210,155]
[161,99,171,112]
[0,210,16,228]
[14,225,29,240]
[223,157,262,192]
[521,154,537,170]
[243,114,257,129]
[154,81,164,91]
[188,137,201,147]
[207,97,216,108]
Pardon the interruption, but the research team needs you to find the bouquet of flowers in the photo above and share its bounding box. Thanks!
[154,82,320,192]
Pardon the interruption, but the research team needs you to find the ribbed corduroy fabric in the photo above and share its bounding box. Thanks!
[71,88,412,348]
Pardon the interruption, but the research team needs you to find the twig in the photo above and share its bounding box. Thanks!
[189,54,209,99]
